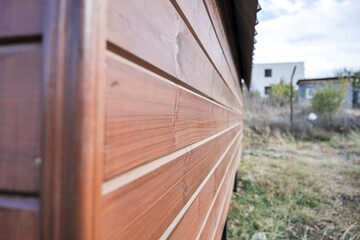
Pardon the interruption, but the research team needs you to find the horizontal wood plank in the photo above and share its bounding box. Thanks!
[105,53,241,179]
[0,195,39,240]
[203,0,240,85]
[215,182,234,240]
[200,139,242,240]
[0,0,44,38]
[172,0,242,103]
[0,45,42,192]
[168,138,240,239]
[199,159,237,240]
[107,0,241,111]
[102,126,240,240]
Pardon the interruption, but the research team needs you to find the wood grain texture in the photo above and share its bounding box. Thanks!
[200,140,242,240]
[203,0,240,88]
[168,138,240,239]
[0,196,39,240]
[199,158,237,240]
[102,126,240,240]
[107,0,241,111]
[0,0,44,37]
[0,44,42,192]
[105,53,241,179]
[172,0,242,103]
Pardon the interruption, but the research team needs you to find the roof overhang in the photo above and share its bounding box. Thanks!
[297,76,354,85]
[217,0,259,89]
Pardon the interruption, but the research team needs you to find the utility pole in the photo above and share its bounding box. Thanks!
[290,66,297,128]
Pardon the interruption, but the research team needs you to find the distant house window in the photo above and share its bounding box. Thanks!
[265,69,272,77]
[265,86,272,95]
[305,88,316,99]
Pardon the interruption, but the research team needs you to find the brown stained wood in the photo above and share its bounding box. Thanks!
[40,0,107,239]
[0,0,44,38]
[172,0,242,103]
[105,53,241,179]
[0,196,39,240]
[168,138,240,239]
[201,141,242,240]
[105,54,177,178]
[203,0,242,92]
[102,126,240,240]
[214,180,236,240]
[107,0,241,111]
[199,155,238,240]
[0,44,42,192]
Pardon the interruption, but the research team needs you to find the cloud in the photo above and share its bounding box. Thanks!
[254,0,360,78]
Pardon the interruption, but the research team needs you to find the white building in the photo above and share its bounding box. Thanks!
[251,62,305,97]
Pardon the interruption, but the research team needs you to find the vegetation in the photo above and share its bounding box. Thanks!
[232,68,360,239]
[268,80,298,105]
[231,88,360,239]
[228,134,360,240]
[334,67,360,90]
[243,90,360,142]
[311,80,348,114]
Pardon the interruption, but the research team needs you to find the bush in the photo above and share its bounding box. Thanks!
[268,80,298,106]
[311,80,348,114]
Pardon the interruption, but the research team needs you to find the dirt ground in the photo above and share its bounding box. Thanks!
[228,131,360,240]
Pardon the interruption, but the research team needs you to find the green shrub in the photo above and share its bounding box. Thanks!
[311,80,348,114]
[268,80,298,105]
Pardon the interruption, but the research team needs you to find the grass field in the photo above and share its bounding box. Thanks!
[228,133,360,240]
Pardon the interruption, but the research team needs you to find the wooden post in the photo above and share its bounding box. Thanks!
[290,66,297,128]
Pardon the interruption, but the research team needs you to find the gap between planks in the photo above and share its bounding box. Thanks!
[196,135,243,239]
[106,45,242,115]
[101,122,242,196]
[106,50,241,115]
[0,34,42,46]
[159,130,242,239]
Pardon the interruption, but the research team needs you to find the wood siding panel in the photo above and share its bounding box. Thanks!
[0,196,39,240]
[201,140,242,240]
[105,53,241,179]
[0,0,44,37]
[172,0,242,102]
[200,160,237,240]
[0,45,42,192]
[107,0,241,111]
[168,139,240,239]
[101,126,240,240]
[203,0,241,90]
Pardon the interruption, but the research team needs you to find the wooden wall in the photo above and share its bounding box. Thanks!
[0,0,244,239]
[0,1,44,239]
[101,0,243,239]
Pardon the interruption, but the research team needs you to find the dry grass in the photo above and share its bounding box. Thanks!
[228,132,360,240]
[228,92,360,239]
[242,91,360,143]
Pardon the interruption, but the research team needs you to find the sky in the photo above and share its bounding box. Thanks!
[254,0,360,78]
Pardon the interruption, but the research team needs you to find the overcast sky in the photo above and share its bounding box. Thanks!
[254,0,360,78]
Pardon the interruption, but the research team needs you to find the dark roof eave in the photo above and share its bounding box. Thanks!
[297,76,354,85]
[217,0,259,90]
